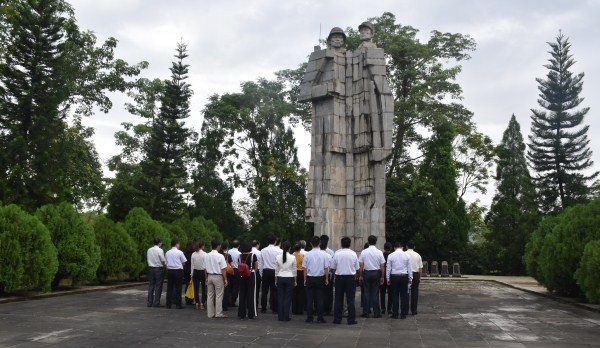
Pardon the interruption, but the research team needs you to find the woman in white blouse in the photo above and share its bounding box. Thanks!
[275,241,296,321]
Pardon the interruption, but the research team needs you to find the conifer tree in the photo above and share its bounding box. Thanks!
[486,115,540,275]
[0,0,145,211]
[528,32,598,214]
[138,41,195,222]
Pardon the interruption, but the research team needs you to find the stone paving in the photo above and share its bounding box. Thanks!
[1,280,600,347]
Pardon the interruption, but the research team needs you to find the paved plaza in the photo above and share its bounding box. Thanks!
[1,280,600,347]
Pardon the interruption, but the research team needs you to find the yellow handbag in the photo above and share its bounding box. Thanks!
[185,280,194,299]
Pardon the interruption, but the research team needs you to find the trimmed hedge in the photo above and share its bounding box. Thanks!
[123,208,170,276]
[525,198,600,298]
[93,216,139,281]
[575,240,600,303]
[0,204,58,292]
[36,203,101,286]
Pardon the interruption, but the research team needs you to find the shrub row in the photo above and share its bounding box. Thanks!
[0,204,222,293]
[524,197,600,303]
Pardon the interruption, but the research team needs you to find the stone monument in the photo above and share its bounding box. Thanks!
[299,22,393,251]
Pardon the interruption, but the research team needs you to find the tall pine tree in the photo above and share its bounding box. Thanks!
[528,32,598,214]
[138,41,195,222]
[486,115,540,275]
[0,0,145,211]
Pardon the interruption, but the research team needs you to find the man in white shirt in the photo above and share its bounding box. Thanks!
[228,240,241,307]
[147,237,166,307]
[205,239,228,318]
[260,234,282,313]
[405,240,423,315]
[331,236,359,325]
[303,236,330,323]
[386,242,413,319]
[358,235,385,318]
[320,235,335,315]
[165,239,187,309]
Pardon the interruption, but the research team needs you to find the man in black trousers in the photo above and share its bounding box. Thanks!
[303,236,330,323]
[165,239,188,309]
[331,236,359,325]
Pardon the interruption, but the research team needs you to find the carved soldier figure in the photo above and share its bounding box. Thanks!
[300,23,393,251]
[299,27,349,250]
[347,21,393,250]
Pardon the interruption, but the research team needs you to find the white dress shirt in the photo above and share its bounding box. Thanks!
[303,248,330,277]
[300,248,307,255]
[332,248,359,275]
[229,247,241,268]
[190,250,207,275]
[165,247,187,269]
[147,245,166,267]
[205,250,227,274]
[405,249,423,273]
[275,252,297,278]
[386,249,413,282]
[358,245,385,271]
[260,244,282,272]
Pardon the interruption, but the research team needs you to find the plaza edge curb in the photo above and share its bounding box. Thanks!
[0,282,144,305]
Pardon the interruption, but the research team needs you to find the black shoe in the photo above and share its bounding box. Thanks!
[153,304,164,308]
[333,320,341,324]
[360,313,369,318]
[374,315,382,318]
[391,315,398,319]
[400,315,406,319]
[412,312,417,315]
[348,320,358,325]
[176,305,184,309]
[381,310,386,314]
[261,309,267,313]
[166,305,172,309]
[305,318,314,323]
[317,318,327,323]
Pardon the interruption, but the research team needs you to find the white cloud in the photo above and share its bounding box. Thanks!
[68,0,600,207]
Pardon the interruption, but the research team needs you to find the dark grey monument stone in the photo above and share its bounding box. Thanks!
[430,261,440,277]
[441,261,450,277]
[452,262,461,277]
[422,260,429,277]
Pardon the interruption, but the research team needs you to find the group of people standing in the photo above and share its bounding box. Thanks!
[146,233,423,324]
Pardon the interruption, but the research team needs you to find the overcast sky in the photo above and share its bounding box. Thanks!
[69,0,600,207]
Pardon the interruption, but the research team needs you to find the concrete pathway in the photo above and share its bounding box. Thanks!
[2,279,600,347]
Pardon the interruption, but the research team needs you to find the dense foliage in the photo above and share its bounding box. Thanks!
[123,207,171,276]
[1,3,599,303]
[525,198,600,296]
[0,0,145,211]
[575,240,600,303]
[93,216,139,281]
[0,204,58,292]
[36,203,101,287]
[485,116,540,275]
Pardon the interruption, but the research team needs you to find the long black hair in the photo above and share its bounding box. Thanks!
[281,241,291,263]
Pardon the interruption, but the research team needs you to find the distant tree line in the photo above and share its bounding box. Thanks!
[1,2,599,303]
